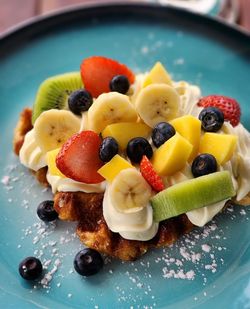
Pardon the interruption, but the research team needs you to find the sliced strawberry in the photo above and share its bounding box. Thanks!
[140,155,164,192]
[198,95,241,127]
[80,56,135,98]
[56,131,104,184]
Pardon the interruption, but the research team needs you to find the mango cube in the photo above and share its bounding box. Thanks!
[46,148,66,178]
[143,62,172,88]
[171,115,201,160]
[97,154,134,182]
[102,122,151,150]
[199,133,237,164]
[151,133,193,176]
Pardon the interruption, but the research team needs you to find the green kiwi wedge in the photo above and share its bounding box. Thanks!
[32,72,83,124]
[151,171,235,222]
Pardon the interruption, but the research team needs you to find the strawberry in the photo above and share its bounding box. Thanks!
[56,131,104,184]
[80,56,135,98]
[198,95,241,127]
[140,155,164,192]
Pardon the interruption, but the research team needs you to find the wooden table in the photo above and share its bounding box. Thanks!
[0,0,250,34]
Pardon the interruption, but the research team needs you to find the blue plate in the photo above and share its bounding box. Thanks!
[0,3,249,308]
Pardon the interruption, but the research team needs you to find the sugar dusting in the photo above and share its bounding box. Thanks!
[1,158,250,307]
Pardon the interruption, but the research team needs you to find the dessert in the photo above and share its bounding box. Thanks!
[14,56,250,265]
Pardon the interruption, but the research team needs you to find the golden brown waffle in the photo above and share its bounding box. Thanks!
[13,108,249,260]
[54,191,194,260]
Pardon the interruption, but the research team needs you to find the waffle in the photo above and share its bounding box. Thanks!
[13,108,249,260]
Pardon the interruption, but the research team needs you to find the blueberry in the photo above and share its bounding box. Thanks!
[199,107,224,132]
[37,200,58,222]
[99,137,119,162]
[74,248,104,276]
[109,75,130,94]
[68,89,93,115]
[152,122,176,148]
[18,257,43,280]
[126,137,153,163]
[191,153,217,178]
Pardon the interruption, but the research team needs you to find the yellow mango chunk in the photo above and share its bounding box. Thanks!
[199,133,237,164]
[171,115,201,160]
[102,122,151,150]
[97,154,134,182]
[46,148,66,178]
[151,133,193,176]
[143,62,172,87]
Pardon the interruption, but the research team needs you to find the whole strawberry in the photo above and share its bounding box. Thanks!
[198,95,241,127]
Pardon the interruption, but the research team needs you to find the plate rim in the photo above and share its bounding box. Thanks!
[0,2,250,308]
[0,0,250,47]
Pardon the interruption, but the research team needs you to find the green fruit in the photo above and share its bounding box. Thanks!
[32,72,83,124]
[151,171,235,222]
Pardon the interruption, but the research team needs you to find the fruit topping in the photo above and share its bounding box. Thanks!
[34,109,81,152]
[56,131,104,184]
[152,122,176,148]
[102,122,151,150]
[170,115,201,160]
[143,62,172,88]
[74,248,104,276]
[135,84,180,128]
[37,200,58,222]
[126,137,153,164]
[19,257,43,280]
[199,132,237,164]
[191,154,217,178]
[198,95,241,127]
[140,155,164,192]
[109,168,152,213]
[151,171,235,222]
[68,89,93,115]
[99,137,119,162]
[109,75,130,94]
[152,133,193,176]
[88,92,137,133]
[198,107,224,132]
[32,72,83,124]
[97,154,134,182]
[80,56,135,98]
[46,148,66,177]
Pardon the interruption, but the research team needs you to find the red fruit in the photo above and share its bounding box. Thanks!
[198,95,241,127]
[80,56,135,98]
[140,155,164,192]
[56,131,104,184]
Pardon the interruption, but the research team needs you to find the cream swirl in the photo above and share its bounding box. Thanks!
[223,122,250,201]
[103,185,158,241]
[46,173,106,194]
[19,129,46,171]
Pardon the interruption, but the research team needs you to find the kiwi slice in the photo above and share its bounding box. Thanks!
[151,171,235,222]
[32,72,83,124]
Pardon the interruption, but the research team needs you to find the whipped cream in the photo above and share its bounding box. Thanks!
[223,122,250,201]
[46,173,106,194]
[19,129,46,171]
[103,185,158,241]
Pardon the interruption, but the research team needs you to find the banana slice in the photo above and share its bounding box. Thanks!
[135,84,180,128]
[34,109,81,152]
[109,168,152,214]
[88,92,138,133]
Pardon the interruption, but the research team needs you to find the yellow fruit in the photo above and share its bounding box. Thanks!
[102,122,151,150]
[171,115,201,160]
[152,133,193,176]
[143,62,172,88]
[46,148,66,178]
[199,133,237,164]
[97,154,134,182]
